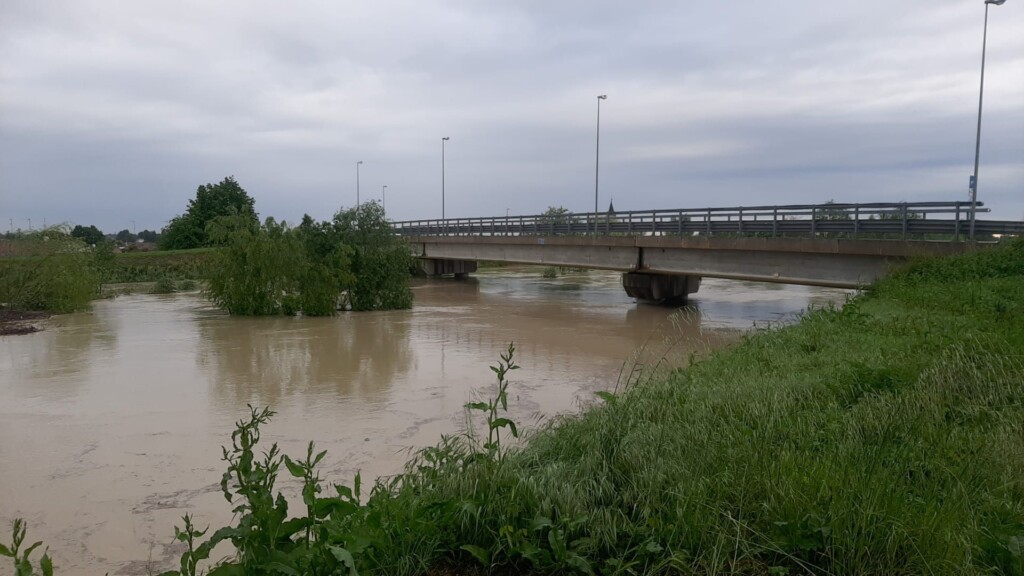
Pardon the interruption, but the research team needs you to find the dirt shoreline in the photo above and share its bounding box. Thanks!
[0,309,50,335]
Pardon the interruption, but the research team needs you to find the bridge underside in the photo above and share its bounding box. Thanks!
[412,236,971,298]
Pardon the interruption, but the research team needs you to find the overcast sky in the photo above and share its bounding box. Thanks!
[1,0,1021,233]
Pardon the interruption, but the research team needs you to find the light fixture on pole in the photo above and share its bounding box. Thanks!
[442,137,450,220]
[969,0,1007,240]
[382,185,388,213]
[594,94,607,235]
[356,161,363,210]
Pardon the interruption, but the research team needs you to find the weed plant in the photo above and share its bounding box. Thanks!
[1,519,53,576]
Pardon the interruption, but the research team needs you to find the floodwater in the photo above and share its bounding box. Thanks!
[0,268,848,575]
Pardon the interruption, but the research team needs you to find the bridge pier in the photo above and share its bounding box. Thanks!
[420,258,478,278]
[622,272,701,304]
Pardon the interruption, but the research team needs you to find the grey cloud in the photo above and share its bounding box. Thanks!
[1,0,1021,232]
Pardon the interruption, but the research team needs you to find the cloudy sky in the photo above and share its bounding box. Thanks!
[1,0,1021,233]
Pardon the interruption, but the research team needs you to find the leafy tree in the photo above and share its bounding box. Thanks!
[161,176,258,250]
[137,229,160,243]
[538,206,577,235]
[70,224,105,245]
[204,202,411,316]
[330,201,413,311]
[115,229,137,243]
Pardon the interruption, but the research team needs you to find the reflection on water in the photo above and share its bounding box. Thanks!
[0,268,849,575]
[199,312,414,409]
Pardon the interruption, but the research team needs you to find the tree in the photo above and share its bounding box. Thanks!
[137,229,160,243]
[115,229,137,243]
[160,176,258,250]
[329,201,414,311]
[203,202,412,316]
[538,206,576,235]
[70,224,105,246]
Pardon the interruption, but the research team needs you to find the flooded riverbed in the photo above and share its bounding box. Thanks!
[0,268,847,574]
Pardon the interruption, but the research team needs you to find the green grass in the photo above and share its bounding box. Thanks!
[343,239,1024,575]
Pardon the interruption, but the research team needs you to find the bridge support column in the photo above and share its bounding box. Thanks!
[420,258,478,278]
[622,272,701,304]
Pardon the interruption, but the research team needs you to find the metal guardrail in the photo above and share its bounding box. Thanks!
[393,201,1024,241]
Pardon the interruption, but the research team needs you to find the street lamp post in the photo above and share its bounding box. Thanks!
[442,137,450,220]
[970,0,1006,240]
[356,161,363,210]
[594,94,607,235]
[382,185,388,213]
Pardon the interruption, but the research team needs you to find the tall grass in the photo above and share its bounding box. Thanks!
[357,238,1024,575]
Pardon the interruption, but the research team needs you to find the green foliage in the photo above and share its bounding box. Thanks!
[115,229,137,243]
[542,267,558,279]
[1,519,53,576]
[0,230,101,313]
[205,216,307,316]
[464,342,521,461]
[204,202,411,316]
[70,224,105,246]
[151,277,177,294]
[538,206,578,235]
[328,202,413,311]
[104,249,216,283]
[160,176,258,250]
[138,229,160,243]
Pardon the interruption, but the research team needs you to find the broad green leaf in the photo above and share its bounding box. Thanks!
[460,544,490,566]
[40,551,53,576]
[329,546,359,575]
[283,456,305,478]
[594,391,616,403]
[0,543,12,557]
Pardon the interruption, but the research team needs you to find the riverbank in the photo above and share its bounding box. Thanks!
[334,239,1023,575]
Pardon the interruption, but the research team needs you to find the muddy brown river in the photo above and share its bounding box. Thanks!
[0,268,847,574]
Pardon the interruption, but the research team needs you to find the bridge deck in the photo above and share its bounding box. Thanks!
[407,236,979,288]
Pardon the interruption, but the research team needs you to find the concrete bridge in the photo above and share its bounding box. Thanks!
[394,201,1022,302]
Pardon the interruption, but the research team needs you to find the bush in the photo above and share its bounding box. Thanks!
[0,230,100,313]
[203,203,412,316]
[151,277,177,294]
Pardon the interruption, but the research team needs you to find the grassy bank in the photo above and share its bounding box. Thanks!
[322,239,1021,575]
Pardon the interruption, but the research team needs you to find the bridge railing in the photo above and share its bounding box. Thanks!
[393,201,1023,241]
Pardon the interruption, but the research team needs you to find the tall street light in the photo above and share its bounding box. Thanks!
[970,0,1007,240]
[442,137,450,220]
[382,185,388,213]
[594,94,607,235]
[356,160,363,210]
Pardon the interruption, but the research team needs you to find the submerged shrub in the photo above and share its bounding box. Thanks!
[151,277,177,294]
[0,230,100,313]
[203,202,411,316]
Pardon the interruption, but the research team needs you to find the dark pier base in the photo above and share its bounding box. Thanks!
[622,272,701,304]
